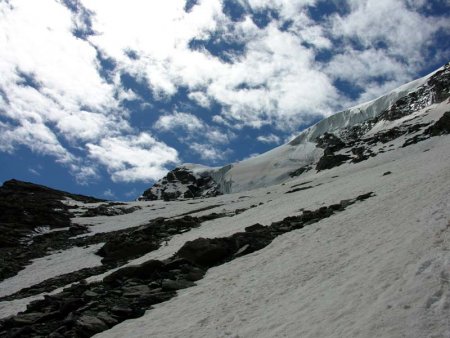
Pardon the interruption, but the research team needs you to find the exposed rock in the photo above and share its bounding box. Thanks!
[81,204,141,217]
[139,167,222,201]
[177,237,235,267]
[289,165,312,178]
[75,315,109,334]
[316,153,351,171]
[285,186,313,194]
[425,111,450,136]
[316,133,346,152]
[103,260,165,285]
[0,179,102,248]
[161,279,195,291]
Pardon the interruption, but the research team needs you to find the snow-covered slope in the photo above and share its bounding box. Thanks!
[0,63,449,338]
[141,63,448,198]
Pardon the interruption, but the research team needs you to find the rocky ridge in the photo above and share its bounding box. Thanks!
[139,63,449,199]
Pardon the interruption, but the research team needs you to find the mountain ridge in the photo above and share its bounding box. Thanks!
[139,62,449,200]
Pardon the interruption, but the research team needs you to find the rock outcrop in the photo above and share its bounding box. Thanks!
[139,167,222,201]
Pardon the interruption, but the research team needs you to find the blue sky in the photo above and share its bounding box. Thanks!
[0,0,449,200]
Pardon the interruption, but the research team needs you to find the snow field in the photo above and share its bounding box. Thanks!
[93,136,450,337]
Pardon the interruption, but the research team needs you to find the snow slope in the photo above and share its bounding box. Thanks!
[0,64,448,337]
[96,123,450,338]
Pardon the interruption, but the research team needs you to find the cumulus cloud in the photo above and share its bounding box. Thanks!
[103,189,116,199]
[157,112,234,143]
[81,1,340,130]
[326,0,450,101]
[86,133,179,182]
[189,142,232,161]
[0,0,178,183]
[257,133,281,144]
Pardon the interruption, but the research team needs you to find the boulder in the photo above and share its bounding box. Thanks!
[176,237,236,267]
[75,315,108,334]
[103,260,165,285]
[316,153,351,171]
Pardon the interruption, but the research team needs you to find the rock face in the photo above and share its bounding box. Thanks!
[0,179,102,248]
[139,167,222,201]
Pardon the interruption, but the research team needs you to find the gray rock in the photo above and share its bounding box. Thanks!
[161,279,195,291]
[122,284,151,297]
[11,312,45,325]
[96,312,118,326]
[76,315,108,333]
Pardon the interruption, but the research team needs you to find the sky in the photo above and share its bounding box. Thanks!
[0,0,449,201]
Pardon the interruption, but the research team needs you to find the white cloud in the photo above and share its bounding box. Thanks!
[80,1,340,130]
[189,142,232,161]
[155,112,204,133]
[188,91,211,108]
[103,189,116,199]
[0,0,178,183]
[257,133,281,144]
[86,133,179,182]
[324,0,450,103]
[154,112,234,145]
[28,168,40,176]
[0,120,74,163]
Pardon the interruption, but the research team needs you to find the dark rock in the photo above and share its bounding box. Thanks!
[96,312,118,326]
[356,192,375,201]
[289,165,312,178]
[316,154,351,171]
[0,180,102,248]
[316,133,346,152]
[184,268,206,281]
[425,111,450,136]
[122,285,151,297]
[285,186,313,194]
[103,260,165,285]
[111,306,134,318]
[75,315,108,334]
[161,279,195,291]
[81,205,140,217]
[383,171,392,176]
[59,298,84,315]
[163,258,192,270]
[98,238,158,263]
[402,134,429,147]
[97,216,205,264]
[11,312,45,325]
[176,237,236,267]
[351,147,370,163]
[139,167,223,201]
[244,223,267,233]
[68,224,89,236]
